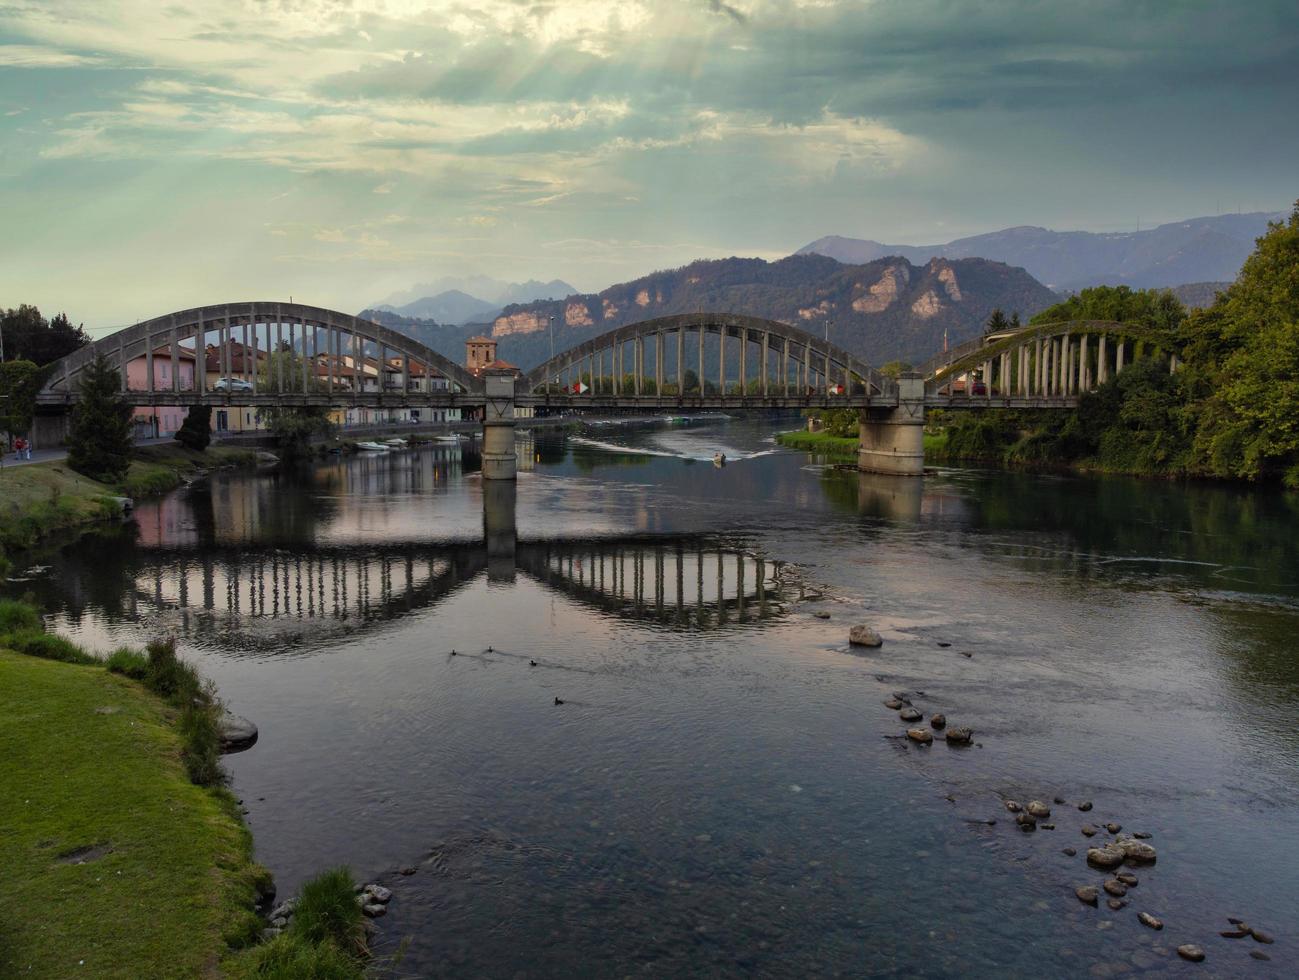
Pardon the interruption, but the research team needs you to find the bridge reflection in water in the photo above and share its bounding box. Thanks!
[48,513,790,653]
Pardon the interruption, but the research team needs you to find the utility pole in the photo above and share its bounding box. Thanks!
[549,315,555,361]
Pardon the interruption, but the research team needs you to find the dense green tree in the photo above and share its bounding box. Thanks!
[1,306,90,365]
[1031,285,1185,332]
[879,360,913,379]
[255,347,331,455]
[67,355,133,483]
[984,308,1010,335]
[0,360,44,436]
[1186,205,1299,485]
[174,405,211,452]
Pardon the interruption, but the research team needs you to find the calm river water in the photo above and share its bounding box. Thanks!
[11,418,1299,977]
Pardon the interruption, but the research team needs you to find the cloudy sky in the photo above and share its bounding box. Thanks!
[1,1,1296,330]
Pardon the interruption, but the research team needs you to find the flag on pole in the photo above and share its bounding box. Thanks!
[829,383,844,395]
[571,380,589,394]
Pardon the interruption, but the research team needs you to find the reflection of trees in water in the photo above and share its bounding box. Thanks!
[817,464,1299,595]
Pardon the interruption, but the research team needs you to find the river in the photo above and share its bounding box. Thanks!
[9,417,1299,977]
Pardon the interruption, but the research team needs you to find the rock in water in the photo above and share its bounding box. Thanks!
[1016,812,1037,831]
[884,698,904,710]
[363,884,392,903]
[1086,844,1126,869]
[1250,950,1271,961]
[1105,822,1122,834]
[1250,929,1274,944]
[1108,898,1127,910]
[1137,912,1163,931]
[814,611,831,619]
[900,707,922,722]
[906,728,933,745]
[1176,944,1205,963]
[1115,838,1157,863]
[1081,824,1098,837]
[1103,879,1128,897]
[944,727,972,745]
[1062,847,1077,857]
[930,713,946,729]
[849,625,883,647]
[1075,885,1099,906]
[362,903,387,918]
[1078,801,1093,812]
[1115,872,1138,886]
[217,712,259,753]
[1220,929,1250,939]
[1027,801,1051,818]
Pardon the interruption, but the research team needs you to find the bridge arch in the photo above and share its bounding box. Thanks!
[38,301,482,404]
[522,313,893,399]
[920,319,1179,400]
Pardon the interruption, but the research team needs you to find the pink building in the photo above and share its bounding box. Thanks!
[126,344,197,438]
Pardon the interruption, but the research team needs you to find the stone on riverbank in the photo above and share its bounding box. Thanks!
[884,698,903,709]
[1081,824,1098,837]
[1103,879,1127,897]
[217,712,258,753]
[1176,944,1205,962]
[1078,801,1093,812]
[1075,885,1099,906]
[362,903,387,918]
[1027,801,1051,818]
[849,625,883,647]
[944,727,972,745]
[900,707,922,722]
[906,728,933,745]
[1116,872,1138,886]
[1250,928,1274,944]
[929,713,946,729]
[1004,800,1022,813]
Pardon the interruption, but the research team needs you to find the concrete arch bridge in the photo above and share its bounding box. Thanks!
[36,303,1172,477]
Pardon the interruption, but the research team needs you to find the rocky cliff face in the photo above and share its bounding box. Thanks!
[486,254,1057,365]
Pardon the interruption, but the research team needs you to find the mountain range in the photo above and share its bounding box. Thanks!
[798,212,1283,292]
[366,254,1058,369]
[369,276,576,325]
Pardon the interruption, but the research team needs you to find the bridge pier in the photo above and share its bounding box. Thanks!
[481,368,517,481]
[482,479,517,583]
[857,372,925,477]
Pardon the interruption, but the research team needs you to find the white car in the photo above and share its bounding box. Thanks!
[213,377,254,393]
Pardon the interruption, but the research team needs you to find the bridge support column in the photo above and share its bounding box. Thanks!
[857,372,925,477]
[481,367,517,481]
[482,479,517,583]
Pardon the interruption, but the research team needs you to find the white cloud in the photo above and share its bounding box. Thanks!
[0,44,101,67]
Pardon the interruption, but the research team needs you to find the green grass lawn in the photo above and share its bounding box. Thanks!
[0,650,264,979]
[774,430,859,460]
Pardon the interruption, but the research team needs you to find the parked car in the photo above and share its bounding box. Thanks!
[213,377,254,393]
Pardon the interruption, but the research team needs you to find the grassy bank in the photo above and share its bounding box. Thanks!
[777,429,951,463]
[775,430,859,460]
[0,646,266,978]
[0,444,257,572]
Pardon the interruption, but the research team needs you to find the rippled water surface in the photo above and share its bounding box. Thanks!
[12,418,1299,977]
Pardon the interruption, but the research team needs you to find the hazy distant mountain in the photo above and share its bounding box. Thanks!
[798,212,1284,292]
[371,276,575,320]
[465,254,1058,367]
[1169,281,1233,310]
[376,290,501,325]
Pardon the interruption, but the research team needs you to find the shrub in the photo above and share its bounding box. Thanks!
[179,699,223,787]
[142,637,202,704]
[230,932,363,979]
[2,628,97,664]
[0,598,41,633]
[105,646,149,679]
[290,867,366,956]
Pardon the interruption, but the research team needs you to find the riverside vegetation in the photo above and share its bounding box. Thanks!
[0,598,375,978]
[782,205,1299,487]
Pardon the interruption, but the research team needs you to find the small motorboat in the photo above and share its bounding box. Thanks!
[384,438,408,448]
[355,441,389,452]
[435,434,460,444]
[713,451,727,467]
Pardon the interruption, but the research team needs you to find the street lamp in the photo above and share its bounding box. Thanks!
[548,315,555,360]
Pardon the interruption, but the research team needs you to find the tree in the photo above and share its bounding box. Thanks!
[174,405,211,452]
[255,347,331,455]
[984,308,1010,335]
[0,360,43,436]
[67,354,133,483]
[1186,203,1299,484]
[879,360,913,379]
[1,305,90,365]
